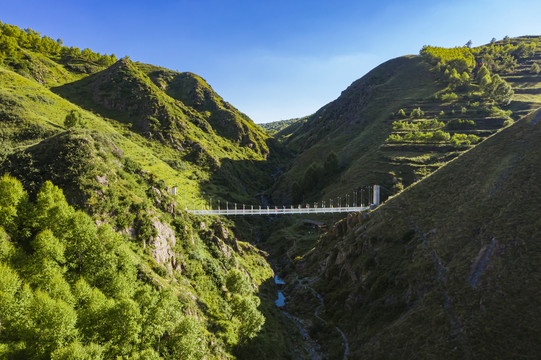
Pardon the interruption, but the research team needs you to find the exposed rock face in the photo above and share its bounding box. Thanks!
[149,219,177,268]
[212,220,229,240]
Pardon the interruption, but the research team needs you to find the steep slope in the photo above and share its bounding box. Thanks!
[138,63,268,149]
[271,56,443,203]
[0,23,300,359]
[290,111,541,358]
[273,37,541,205]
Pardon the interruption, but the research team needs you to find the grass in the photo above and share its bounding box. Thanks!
[299,109,541,358]
[0,37,301,358]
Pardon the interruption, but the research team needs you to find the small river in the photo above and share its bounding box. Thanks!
[274,275,286,307]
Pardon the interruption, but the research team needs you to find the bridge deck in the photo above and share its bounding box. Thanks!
[187,206,371,216]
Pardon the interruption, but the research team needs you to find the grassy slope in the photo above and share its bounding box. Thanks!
[273,38,541,204]
[271,56,443,202]
[137,63,269,150]
[0,66,204,198]
[0,37,298,357]
[299,111,541,358]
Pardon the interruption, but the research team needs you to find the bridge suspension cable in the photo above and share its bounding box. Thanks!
[183,185,380,216]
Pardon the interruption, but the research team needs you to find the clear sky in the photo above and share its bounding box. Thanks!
[2,0,541,123]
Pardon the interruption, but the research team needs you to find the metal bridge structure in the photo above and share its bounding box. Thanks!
[187,205,373,216]
[185,185,381,216]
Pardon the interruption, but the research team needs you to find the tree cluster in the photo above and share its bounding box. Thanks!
[0,176,207,359]
[392,119,444,131]
[386,130,479,145]
[445,119,476,130]
[0,22,116,66]
[64,110,87,129]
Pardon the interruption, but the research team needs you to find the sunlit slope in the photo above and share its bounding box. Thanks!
[53,58,269,162]
[0,67,203,196]
[273,36,541,206]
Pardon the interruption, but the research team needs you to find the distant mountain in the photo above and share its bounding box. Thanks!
[259,117,305,135]
[293,109,541,358]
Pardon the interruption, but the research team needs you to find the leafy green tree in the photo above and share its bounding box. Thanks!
[136,285,182,350]
[0,262,22,336]
[33,181,73,237]
[448,57,474,74]
[28,230,74,304]
[231,294,265,345]
[20,290,78,358]
[226,268,252,295]
[465,40,472,48]
[0,174,26,233]
[479,74,492,90]
[460,71,470,85]
[64,110,87,128]
[410,107,424,118]
[386,134,402,143]
[0,227,15,262]
[167,316,205,360]
[493,80,514,106]
[72,278,110,342]
[448,68,462,88]
[396,108,406,118]
[50,342,104,360]
[477,65,490,80]
[433,130,451,142]
[0,36,18,58]
[103,298,142,356]
[530,62,540,74]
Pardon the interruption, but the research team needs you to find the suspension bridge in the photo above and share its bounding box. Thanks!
[185,185,381,216]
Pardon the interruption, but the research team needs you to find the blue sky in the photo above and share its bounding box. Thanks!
[2,0,541,123]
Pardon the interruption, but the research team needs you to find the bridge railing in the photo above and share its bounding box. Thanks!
[187,206,371,216]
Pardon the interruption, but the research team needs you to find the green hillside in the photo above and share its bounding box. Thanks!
[286,109,541,358]
[2,20,541,360]
[0,22,301,359]
[271,37,541,205]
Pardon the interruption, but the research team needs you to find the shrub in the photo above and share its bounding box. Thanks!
[503,118,515,127]
[450,133,480,146]
[410,107,424,118]
[440,92,458,102]
[418,119,445,130]
[386,134,402,143]
[433,130,451,142]
[446,119,476,130]
[64,110,87,128]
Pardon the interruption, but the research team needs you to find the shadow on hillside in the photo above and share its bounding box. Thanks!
[236,276,302,359]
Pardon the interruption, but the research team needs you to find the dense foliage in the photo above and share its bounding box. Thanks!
[0,175,269,359]
[0,22,117,69]
[0,175,200,358]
